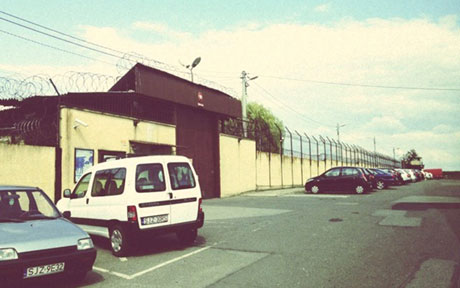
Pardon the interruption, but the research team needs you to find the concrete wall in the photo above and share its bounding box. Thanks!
[0,144,56,200]
[219,134,256,197]
[60,107,176,193]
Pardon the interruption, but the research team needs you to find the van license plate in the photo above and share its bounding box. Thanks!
[24,262,65,278]
[141,214,168,225]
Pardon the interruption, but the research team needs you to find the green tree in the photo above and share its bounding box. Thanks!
[247,102,284,153]
[401,149,424,169]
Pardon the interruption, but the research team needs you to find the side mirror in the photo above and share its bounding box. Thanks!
[63,189,71,198]
[62,211,71,219]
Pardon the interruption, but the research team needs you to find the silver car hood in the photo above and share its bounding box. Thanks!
[0,218,89,253]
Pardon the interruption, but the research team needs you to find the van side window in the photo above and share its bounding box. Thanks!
[136,164,166,192]
[72,173,92,198]
[91,168,126,197]
[168,163,196,190]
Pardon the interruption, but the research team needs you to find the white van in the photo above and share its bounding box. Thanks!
[56,155,204,256]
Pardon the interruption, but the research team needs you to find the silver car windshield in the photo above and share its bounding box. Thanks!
[0,190,60,221]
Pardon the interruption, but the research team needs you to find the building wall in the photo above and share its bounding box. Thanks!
[60,107,176,193]
[0,143,56,200]
[219,134,256,197]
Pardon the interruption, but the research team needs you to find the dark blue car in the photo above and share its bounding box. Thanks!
[366,168,396,190]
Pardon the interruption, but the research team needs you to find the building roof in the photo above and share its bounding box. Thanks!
[110,63,242,118]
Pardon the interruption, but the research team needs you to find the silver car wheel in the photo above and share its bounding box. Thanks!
[355,185,364,194]
[111,229,123,253]
[376,181,385,190]
[311,185,319,194]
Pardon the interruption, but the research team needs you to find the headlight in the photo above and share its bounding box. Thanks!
[77,238,94,250]
[306,178,314,183]
[0,248,18,261]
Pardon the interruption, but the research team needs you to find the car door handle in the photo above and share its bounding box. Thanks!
[168,192,173,199]
[86,198,89,205]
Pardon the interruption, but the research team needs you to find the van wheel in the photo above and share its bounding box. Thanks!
[110,224,130,257]
[177,229,197,245]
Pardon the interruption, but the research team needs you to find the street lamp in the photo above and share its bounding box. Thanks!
[181,57,201,82]
[336,123,346,141]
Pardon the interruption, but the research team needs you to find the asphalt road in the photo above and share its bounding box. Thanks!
[21,180,460,288]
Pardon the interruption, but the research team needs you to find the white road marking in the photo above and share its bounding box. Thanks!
[94,246,211,280]
[93,266,131,280]
[335,202,359,206]
[284,194,350,199]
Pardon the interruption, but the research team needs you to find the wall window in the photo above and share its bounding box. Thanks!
[136,164,166,192]
[91,168,126,197]
[75,148,94,183]
[168,163,196,190]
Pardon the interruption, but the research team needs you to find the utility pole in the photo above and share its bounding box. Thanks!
[336,123,346,141]
[241,71,258,137]
[373,137,377,167]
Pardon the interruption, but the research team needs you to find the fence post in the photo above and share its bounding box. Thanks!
[312,136,319,175]
[304,133,312,178]
[326,136,333,167]
[285,127,294,187]
[275,124,283,187]
[319,136,327,172]
[295,130,303,184]
[337,141,343,166]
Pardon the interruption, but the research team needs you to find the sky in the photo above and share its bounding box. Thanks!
[1,0,460,170]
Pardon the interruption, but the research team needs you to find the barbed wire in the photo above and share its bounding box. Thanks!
[0,72,118,100]
[1,59,238,100]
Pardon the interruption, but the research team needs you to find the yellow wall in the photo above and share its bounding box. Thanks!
[0,144,56,200]
[60,107,176,192]
[219,134,256,197]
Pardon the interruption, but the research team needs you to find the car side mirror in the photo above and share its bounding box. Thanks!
[63,189,71,198]
[62,211,71,219]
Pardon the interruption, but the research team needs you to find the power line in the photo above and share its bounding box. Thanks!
[260,75,460,92]
[0,10,125,56]
[0,16,121,59]
[0,29,116,67]
[252,81,336,128]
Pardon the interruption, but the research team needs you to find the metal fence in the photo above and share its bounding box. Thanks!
[220,119,401,189]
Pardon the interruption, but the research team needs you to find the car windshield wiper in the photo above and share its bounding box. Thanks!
[19,211,57,220]
[0,217,25,223]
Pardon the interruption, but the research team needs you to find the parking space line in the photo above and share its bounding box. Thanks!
[93,266,131,280]
[284,194,350,199]
[94,246,211,280]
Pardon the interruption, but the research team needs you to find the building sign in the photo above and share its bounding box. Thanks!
[75,148,94,182]
[197,92,204,107]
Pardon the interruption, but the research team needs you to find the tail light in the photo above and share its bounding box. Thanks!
[127,205,137,222]
[198,198,203,213]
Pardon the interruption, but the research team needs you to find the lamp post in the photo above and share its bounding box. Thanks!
[241,71,258,137]
[336,123,346,141]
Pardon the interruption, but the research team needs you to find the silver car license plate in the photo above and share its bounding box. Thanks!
[24,262,65,278]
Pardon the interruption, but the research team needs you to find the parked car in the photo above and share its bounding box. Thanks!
[378,168,404,185]
[404,169,417,182]
[0,186,96,285]
[305,166,372,194]
[57,155,205,257]
[367,168,396,190]
[395,169,412,183]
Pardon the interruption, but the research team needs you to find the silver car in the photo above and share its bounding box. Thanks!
[0,186,96,285]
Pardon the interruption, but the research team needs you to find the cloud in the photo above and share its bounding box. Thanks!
[3,15,460,168]
[314,4,330,13]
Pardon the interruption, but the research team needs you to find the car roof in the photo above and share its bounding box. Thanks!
[0,185,40,192]
[86,155,192,171]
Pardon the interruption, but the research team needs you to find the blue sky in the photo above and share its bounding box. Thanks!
[1,1,460,169]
